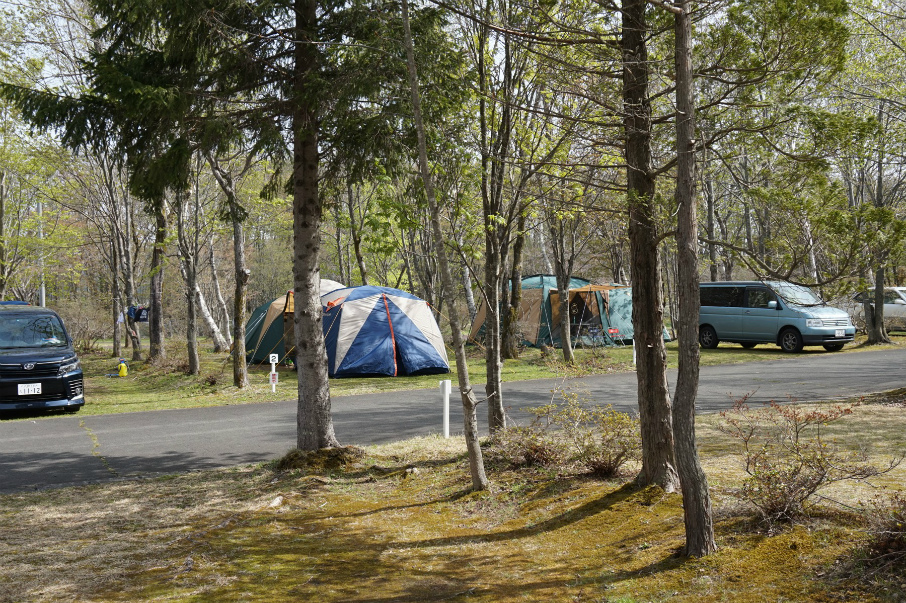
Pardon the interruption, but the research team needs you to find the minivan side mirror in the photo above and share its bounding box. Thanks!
[768,300,778,310]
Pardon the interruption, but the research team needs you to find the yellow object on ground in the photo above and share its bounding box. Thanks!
[118,361,128,377]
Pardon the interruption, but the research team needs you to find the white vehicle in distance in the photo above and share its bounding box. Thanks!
[845,287,906,333]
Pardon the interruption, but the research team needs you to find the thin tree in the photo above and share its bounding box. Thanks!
[402,0,488,490]
[663,0,717,557]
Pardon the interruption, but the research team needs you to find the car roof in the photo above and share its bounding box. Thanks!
[0,305,61,316]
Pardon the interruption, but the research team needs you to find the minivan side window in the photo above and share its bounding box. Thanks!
[700,286,743,307]
[746,288,777,309]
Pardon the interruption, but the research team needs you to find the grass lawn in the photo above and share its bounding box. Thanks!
[56,332,906,417]
[1,392,904,602]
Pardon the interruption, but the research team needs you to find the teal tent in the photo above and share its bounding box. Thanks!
[469,275,636,347]
[245,280,344,363]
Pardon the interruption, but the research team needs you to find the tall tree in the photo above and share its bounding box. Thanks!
[665,0,716,557]
[622,0,679,491]
[402,0,488,490]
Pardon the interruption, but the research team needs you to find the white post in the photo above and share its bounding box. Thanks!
[440,379,451,438]
[269,354,279,393]
[632,340,636,366]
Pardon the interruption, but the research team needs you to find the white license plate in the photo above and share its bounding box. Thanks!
[835,329,845,338]
[18,383,42,395]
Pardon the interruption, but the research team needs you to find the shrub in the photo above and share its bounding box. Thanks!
[719,398,902,525]
[54,300,110,353]
[488,406,562,469]
[863,491,906,571]
[545,392,641,477]
[487,391,641,478]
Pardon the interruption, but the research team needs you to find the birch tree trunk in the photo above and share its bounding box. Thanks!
[205,154,250,387]
[208,242,232,346]
[402,0,488,490]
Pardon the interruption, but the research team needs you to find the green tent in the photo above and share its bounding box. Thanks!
[468,274,635,348]
[244,293,293,363]
[245,280,345,363]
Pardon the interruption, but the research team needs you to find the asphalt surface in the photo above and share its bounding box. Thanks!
[2,347,904,494]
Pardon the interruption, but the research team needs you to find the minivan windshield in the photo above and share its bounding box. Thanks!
[772,283,824,307]
[0,315,68,348]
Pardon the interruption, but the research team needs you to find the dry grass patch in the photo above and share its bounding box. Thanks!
[2,404,905,602]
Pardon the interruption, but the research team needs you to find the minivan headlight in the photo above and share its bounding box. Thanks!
[806,319,824,328]
[59,358,81,375]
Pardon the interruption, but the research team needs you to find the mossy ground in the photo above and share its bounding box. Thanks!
[2,399,904,602]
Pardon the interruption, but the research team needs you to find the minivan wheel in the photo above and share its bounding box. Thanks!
[699,325,719,349]
[779,328,804,353]
[823,343,845,352]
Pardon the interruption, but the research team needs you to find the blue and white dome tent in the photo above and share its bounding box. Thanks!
[321,286,449,378]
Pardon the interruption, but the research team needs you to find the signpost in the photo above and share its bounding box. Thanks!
[269,354,279,393]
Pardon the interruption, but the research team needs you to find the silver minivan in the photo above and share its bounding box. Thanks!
[699,281,855,353]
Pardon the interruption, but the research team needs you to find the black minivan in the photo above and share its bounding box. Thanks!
[0,305,84,413]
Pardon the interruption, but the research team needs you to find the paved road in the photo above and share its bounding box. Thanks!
[2,348,904,493]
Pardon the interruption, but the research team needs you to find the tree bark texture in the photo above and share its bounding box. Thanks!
[176,197,200,375]
[402,0,488,490]
[622,0,679,492]
[209,243,232,344]
[502,216,526,359]
[347,182,369,286]
[671,1,716,557]
[550,222,575,364]
[294,0,339,451]
[148,206,167,362]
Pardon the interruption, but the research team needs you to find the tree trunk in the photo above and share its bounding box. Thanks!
[196,285,229,352]
[176,194,200,375]
[120,197,143,361]
[867,101,891,345]
[671,0,716,557]
[232,219,250,387]
[550,222,575,364]
[147,207,165,358]
[622,0,679,492]
[180,262,200,375]
[477,11,510,434]
[0,170,7,299]
[705,177,718,282]
[456,231,478,323]
[867,266,890,344]
[502,213,526,359]
[294,0,339,450]
[148,206,167,362]
[205,153,250,387]
[208,242,232,346]
[402,0,488,490]
[347,182,369,285]
[111,238,122,357]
